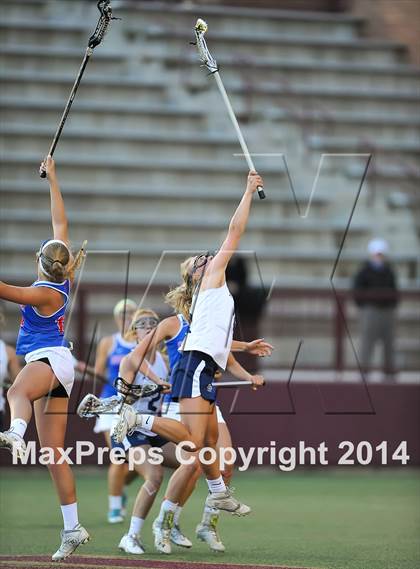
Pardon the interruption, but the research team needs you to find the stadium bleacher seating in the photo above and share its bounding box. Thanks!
[1,0,418,370]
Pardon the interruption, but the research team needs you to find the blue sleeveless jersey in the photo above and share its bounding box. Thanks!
[101,333,136,398]
[16,280,70,356]
[163,314,189,403]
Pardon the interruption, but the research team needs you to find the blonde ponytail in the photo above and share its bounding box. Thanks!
[67,240,87,281]
[165,256,195,322]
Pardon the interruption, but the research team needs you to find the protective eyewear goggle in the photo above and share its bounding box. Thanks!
[133,317,159,330]
[192,251,213,273]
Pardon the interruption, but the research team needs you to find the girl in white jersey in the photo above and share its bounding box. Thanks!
[112,171,265,522]
[116,311,271,554]
[0,157,88,561]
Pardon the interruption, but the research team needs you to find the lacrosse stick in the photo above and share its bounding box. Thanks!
[193,19,266,200]
[114,376,164,405]
[215,380,265,388]
[77,380,164,419]
[77,393,122,418]
[40,0,115,178]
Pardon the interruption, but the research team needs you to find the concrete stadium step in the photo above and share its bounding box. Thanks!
[0,0,46,19]
[0,152,287,188]
[0,97,206,132]
[116,1,363,39]
[0,123,243,162]
[2,209,368,250]
[142,26,407,65]
[0,20,93,47]
[186,79,420,118]
[266,108,420,145]
[148,52,420,94]
[0,180,329,218]
[0,44,129,74]
[0,70,168,104]
[306,135,420,160]
[3,241,416,286]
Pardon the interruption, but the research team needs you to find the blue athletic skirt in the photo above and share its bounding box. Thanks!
[170,350,218,403]
[112,430,168,451]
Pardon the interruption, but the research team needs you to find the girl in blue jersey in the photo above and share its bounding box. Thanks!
[0,156,88,562]
[94,298,137,524]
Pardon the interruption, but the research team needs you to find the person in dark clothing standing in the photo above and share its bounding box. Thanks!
[353,239,399,381]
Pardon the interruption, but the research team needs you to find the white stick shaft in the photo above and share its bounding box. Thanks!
[215,380,253,388]
[214,72,255,171]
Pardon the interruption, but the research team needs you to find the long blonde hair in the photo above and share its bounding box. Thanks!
[165,257,195,322]
[37,239,87,283]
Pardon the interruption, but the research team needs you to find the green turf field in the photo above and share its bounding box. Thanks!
[0,468,419,569]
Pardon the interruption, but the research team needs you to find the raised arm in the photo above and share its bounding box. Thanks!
[118,317,178,387]
[204,171,263,288]
[40,156,69,245]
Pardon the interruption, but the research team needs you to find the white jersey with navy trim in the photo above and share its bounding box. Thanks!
[183,282,235,370]
[131,351,168,434]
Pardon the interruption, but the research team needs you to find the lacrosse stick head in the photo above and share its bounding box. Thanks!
[88,0,114,49]
[194,18,219,74]
[77,393,122,418]
[115,376,162,405]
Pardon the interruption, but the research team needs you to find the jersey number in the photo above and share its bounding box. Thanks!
[147,393,161,414]
[56,316,65,334]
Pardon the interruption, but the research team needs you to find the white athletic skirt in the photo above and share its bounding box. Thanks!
[25,346,74,397]
[163,401,226,424]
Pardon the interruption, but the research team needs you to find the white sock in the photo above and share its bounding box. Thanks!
[204,505,219,514]
[174,505,182,525]
[9,418,27,439]
[109,495,122,510]
[206,476,226,494]
[61,503,79,531]
[158,498,177,521]
[128,516,144,536]
[138,414,155,431]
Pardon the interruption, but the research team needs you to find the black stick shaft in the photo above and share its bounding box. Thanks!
[40,46,92,177]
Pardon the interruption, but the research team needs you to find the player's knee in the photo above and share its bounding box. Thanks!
[143,474,163,496]
[6,382,20,403]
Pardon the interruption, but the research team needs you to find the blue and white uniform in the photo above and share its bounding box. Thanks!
[171,283,234,403]
[112,351,168,451]
[94,333,135,434]
[16,279,74,396]
[163,314,226,424]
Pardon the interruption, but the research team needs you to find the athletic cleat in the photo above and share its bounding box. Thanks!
[152,511,174,554]
[0,430,27,461]
[205,488,251,516]
[51,523,90,561]
[170,524,192,548]
[111,403,138,443]
[196,512,225,552]
[118,533,145,555]
[108,508,124,524]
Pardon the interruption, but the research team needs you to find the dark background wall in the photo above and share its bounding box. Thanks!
[1,382,419,468]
